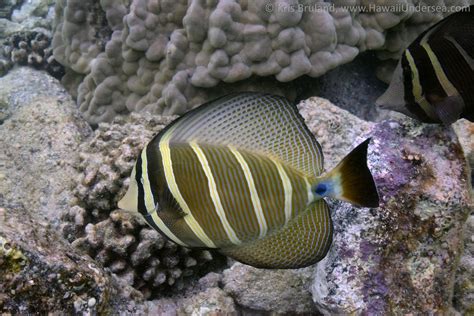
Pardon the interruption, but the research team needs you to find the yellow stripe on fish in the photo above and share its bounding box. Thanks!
[229,146,268,239]
[404,50,439,120]
[270,157,293,225]
[419,28,460,98]
[159,127,217,248]
[190,141,242,245]
[139,145,189,247]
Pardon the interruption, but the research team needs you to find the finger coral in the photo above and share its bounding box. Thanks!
[52,0,472,124]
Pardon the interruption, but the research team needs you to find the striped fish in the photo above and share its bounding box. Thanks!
[119,92,379,269]
[376,5,474,124]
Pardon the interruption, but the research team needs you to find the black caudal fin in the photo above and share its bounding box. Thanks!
[324,138,380,208]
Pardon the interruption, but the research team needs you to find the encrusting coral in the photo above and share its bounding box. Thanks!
[52,0,472,124]
[61,113,226,299]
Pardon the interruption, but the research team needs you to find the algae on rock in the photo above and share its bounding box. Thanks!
[298,98,471,314]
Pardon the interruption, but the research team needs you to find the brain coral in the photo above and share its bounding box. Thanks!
[61,113,226,298]
[52,0,472,124]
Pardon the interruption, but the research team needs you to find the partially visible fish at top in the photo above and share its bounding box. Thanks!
[376,5,474,125]
[119,92,379,269]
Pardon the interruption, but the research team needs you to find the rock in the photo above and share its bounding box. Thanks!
[0,0,55,38]
[0,0,18,19]
[453,119,474,182]
[0,67,75,122]
[222,263,317,314]
[177,288,237,315]
[298,97,373,170]
[11,0,55,25]
[0,67,91,225]
[298,97,471,314]
[0,203,112,314]
[453,213,474,314]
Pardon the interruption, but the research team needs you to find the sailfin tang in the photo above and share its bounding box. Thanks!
[322,139,379,208]
[220,200,332,269]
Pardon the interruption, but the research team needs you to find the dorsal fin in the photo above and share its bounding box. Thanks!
[155,92,323,177]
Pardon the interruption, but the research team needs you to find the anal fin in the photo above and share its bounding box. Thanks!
[220,200,333,269]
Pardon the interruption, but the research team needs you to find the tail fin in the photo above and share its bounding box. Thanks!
[323,138,379,208]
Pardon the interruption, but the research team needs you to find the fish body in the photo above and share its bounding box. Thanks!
[376,5,474,124]
[119,92,379,269]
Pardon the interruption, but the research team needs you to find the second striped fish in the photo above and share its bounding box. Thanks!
[376,5,473,124]
[119,92,379,269]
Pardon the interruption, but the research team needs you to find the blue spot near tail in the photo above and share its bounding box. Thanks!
[315,183,327,195]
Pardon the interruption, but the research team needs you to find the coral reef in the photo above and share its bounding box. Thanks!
[0,30,64,78]
[298,98,471,314]
[61,113,226,299]
[0,69,233,313]
[0,66,471,313]
[52,0,130,75]
[0,0,62,77]
[51,0,472,124]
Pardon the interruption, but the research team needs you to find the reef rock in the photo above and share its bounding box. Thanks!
[222,263,317,314]
[0,67,91,224]
[52,0,472,123]
[0,0,59,77]
[0,203,112,314]
[176,287,237,315]
[0,0,55,39]
[453,212,474,314]
[453,119,474,179]
[298,98,471,314]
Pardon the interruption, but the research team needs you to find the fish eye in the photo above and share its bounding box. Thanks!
[315,183,327,196]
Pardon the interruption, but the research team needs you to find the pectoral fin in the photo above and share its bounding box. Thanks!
[430,95,465,125]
